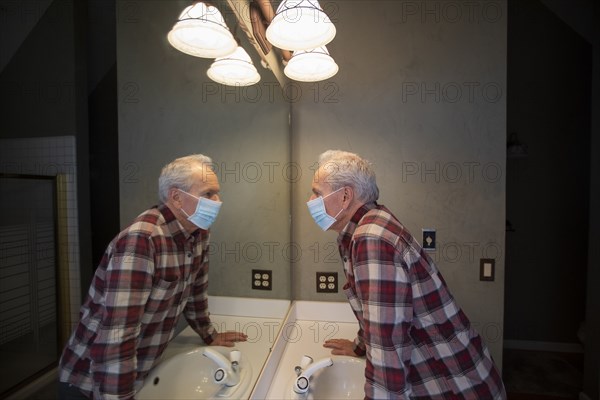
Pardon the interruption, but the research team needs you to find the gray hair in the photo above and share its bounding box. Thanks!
[158,154,214,203]
[318,150,379,203]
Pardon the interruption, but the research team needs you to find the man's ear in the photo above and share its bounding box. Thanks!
[169,188,182,206]
[343,186,354,204]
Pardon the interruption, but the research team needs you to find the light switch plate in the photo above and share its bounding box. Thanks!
[480,259,495,281]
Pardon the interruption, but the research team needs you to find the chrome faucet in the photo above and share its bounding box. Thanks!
[293,355,333,394]
[202,347,241,387]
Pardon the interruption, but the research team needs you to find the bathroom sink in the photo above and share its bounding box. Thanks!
[288,356,365,399]
[137,346,252,399]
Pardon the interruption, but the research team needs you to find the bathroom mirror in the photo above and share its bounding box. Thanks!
[114,0,510,379]
[117,0,291,300]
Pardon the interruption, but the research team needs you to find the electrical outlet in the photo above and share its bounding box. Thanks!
[422,228,436,250]
[316,272,338,293]
[252,269,272,290]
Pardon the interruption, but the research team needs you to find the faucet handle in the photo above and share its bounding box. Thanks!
[229,350,241,363]
[300,355,313,369]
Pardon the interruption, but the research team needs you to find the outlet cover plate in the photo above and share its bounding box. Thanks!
[316,272,338,293]
[252,269,272,290]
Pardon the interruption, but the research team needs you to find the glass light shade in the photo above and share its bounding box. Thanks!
[207,46,261,86]
[266,0,336,51]
[167,2,237,58]
[284,46,338,82]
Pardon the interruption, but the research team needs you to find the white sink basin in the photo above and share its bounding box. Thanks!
[287,356,365,399]
[137,346,252,400]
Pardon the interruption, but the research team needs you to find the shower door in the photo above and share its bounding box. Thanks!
[0,174,59,396]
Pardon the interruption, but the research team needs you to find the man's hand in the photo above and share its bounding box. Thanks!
[323,338,360,356]
[211,331,248,347]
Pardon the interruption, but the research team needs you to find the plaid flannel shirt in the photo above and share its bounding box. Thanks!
[338,202,506,399]
[59,204,216,399]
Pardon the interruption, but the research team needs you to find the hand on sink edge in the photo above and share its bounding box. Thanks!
[322,338,362,357]
[211,330,248,347]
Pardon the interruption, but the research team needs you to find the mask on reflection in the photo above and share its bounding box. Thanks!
[306,187,344,231]
[180,190,222,230]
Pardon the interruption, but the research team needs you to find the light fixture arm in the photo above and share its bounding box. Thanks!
[225,0,288,86]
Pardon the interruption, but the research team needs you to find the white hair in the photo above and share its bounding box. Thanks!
[158,154,214,202]
[318,150,379,203]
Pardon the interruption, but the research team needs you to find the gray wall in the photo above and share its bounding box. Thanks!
[289,1,507,365]
[116,0,291,299]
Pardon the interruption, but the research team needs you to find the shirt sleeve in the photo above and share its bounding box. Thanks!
[351,236,413,399]
[353,336,367,356]
[184,254,217,344]
[89,234,154,400]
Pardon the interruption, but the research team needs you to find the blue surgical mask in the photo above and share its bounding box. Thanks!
[306,187,344,231]
[180,190,222,230]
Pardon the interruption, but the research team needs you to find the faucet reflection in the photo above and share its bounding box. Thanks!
[137,346,253,400]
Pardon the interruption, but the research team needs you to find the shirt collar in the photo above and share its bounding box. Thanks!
[338,201,378,250]
[158,203,206,244]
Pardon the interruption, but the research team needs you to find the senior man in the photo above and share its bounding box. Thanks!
[307,150,506,399]
[58,154,247,399]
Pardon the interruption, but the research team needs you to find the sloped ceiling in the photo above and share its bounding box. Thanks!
[0,0,53,74]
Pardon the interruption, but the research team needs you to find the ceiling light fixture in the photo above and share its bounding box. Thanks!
[284,46,338,82]
[168,2,238,58]
[207,46,261,86]
[266,0,336,51]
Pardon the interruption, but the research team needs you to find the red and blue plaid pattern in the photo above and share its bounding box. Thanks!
[59,204,216,399]
[339,202,506,399]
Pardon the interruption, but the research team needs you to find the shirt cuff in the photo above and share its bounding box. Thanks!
[353,338,366,357]
[201,322,218,345]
